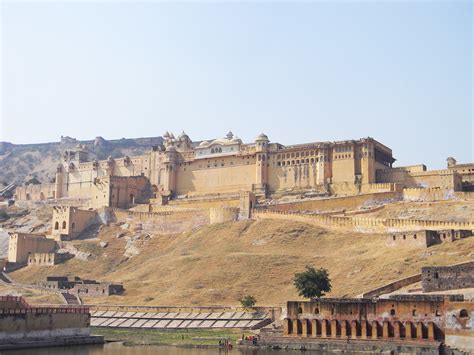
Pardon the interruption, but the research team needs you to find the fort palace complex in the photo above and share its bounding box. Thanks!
[13,131,474,207]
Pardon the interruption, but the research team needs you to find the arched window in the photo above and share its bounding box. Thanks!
[211,148,215,154]
[62,221,67,229]
[412,309,417,316]
[390,309,396,316]
[298,307,303,314]
[314,307,320,314]
[54,222,59,230]
[460,309,469,318]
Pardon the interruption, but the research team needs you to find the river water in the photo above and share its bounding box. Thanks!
[0,342,314,355]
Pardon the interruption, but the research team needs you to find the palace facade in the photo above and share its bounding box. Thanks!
[14,131,473,207]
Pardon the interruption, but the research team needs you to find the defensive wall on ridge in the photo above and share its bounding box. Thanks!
[253,209,474,233]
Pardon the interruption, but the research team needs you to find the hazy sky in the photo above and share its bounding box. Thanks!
[1,1,472,169]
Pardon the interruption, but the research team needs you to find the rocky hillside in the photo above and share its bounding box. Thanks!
[9,215,474,307]
[0,135,163,185]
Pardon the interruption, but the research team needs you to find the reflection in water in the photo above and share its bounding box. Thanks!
[0,342,310,355]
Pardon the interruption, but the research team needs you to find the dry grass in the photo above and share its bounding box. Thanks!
[10,216,474,307]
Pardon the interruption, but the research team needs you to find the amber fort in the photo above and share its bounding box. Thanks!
[13,131,474,206]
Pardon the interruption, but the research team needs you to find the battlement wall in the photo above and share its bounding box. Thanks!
[253,209,474,233]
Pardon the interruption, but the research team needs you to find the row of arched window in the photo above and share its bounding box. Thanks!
[54,221,75,230]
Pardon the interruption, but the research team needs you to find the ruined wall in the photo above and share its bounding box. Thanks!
[422,264,474,292]
[8,233,56,264]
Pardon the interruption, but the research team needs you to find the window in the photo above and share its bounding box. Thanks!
[459,309,468,318]
[390,309,396,316]
[62,221,67,229]
[314,308,319,314]
[54,222,59,230]
[298,307,303,314]
[434,272,439,279]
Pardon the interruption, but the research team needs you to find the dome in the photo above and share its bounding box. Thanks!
[199,140,210,147]
[255,133,269,141]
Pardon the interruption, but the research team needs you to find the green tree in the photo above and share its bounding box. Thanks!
[293,266,331,299]
[239,295,257,309]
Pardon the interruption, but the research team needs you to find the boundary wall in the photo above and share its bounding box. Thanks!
[253,209,474,232]
[265,192,401,213]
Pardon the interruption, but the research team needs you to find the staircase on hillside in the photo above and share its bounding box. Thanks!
[61,292,81,305]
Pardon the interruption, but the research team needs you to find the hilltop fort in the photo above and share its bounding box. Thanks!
[12,131,474,206]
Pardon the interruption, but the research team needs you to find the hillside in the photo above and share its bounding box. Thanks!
[10,218,474,306]
[0,135,163,185]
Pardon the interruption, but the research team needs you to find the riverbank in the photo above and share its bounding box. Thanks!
[91,327,253,347]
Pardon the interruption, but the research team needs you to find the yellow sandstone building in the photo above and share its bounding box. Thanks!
[14,131,473,206]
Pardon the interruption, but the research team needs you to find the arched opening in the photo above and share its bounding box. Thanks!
[71,222,75,231]
[412,309,417,316]
[460,309,469,318]
[390,309,396,316]
[62,221,67,229]
[129,194,135,204]
[54,222,59,230]
[297,307,303,314]
[314,307,320,314]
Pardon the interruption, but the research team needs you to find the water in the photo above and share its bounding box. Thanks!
[0,342,311,355]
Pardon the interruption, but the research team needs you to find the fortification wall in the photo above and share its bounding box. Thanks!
[0,311,90,340]
[403,188,455,201]
[253,210,474,233]
[174,155,256,196]
[168,197,240,209]
[266,192,400,213]
[422,263,474,292]
[361,274,422,298]
[108,208,210,234]
[209,207,240,224]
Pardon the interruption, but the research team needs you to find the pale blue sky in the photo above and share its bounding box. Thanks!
[1,1,472,169]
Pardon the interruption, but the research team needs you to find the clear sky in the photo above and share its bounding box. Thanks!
[1,1,472,169]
